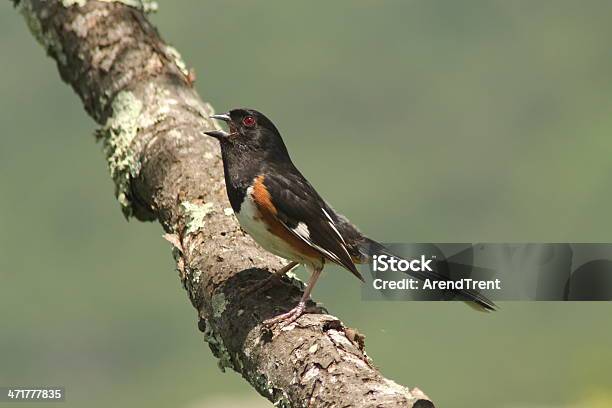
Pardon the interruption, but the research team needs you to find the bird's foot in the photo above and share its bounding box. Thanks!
[264,301,306,328]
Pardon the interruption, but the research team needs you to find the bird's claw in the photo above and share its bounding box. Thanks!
[263,302,306,328]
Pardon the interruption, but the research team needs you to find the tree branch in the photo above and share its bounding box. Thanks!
[13,1,434,406]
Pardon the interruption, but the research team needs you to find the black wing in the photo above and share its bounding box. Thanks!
[262,169,364,282]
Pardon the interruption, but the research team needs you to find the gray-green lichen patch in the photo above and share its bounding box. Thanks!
[97,90,143,217]
[98,0,158,13]
[191,268,202,284]
[250,373,291,408]
[211,292,227,319]
[164,45,190,78]
[19,1,67,65]
[61,0,86,7]
[181,201,214,235]
[202,321,233,372]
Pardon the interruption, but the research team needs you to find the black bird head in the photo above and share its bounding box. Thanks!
[204,108,290,160]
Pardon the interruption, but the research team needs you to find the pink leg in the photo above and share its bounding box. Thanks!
[264,264,323,327]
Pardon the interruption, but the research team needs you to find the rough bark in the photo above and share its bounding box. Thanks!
[13,1,434,407]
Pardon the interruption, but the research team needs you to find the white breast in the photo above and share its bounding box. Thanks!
[236,186,316,265]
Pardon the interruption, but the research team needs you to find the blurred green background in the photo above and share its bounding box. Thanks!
[2,1,612,407]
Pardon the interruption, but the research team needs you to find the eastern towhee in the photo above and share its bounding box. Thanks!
[205,108,496,326]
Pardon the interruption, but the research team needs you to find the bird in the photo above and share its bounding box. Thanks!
[204,108,496,326]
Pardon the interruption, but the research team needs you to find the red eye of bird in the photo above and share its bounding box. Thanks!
[242,115,256,127]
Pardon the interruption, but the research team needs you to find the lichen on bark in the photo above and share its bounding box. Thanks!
[18,1,67,65]
[202,319,234,372]
[62,0,158,12]
[96,90,142,217]
[181,200,215,235]
[61,0,86,7]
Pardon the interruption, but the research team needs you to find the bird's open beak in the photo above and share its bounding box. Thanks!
[203,113,231,138]
[210,113,231,122]
[203,129,230,138]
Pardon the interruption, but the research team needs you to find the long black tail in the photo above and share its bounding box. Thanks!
[356,238,497,312]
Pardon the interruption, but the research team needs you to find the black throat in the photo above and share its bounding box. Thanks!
[219,142,264,212]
